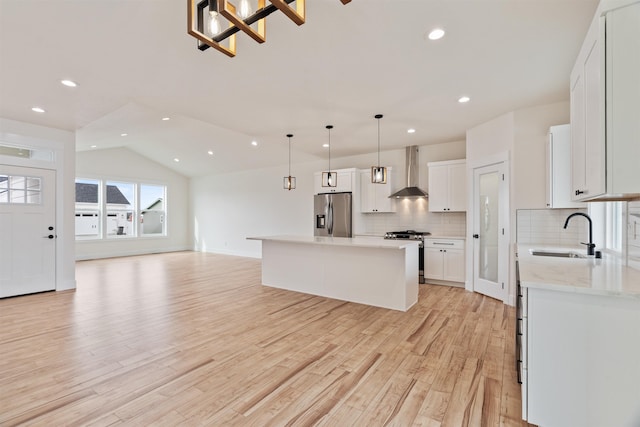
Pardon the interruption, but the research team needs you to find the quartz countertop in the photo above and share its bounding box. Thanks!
[517,244,640,298]
[248,235,419,250]
[425,235,466,240]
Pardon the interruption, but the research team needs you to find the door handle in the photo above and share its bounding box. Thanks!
[473,234,479,239]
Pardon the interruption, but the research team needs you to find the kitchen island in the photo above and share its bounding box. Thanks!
[247,235,419,311]
[516,244,640,427]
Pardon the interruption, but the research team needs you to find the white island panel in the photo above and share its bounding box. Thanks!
[251,236,418,311]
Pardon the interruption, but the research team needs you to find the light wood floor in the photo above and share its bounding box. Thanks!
[0,251,534,426]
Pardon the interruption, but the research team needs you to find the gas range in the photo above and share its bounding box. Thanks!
[384,230,429,284]
[384,230,431,241]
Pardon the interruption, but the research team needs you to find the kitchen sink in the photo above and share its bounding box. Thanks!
[529,249,585,258]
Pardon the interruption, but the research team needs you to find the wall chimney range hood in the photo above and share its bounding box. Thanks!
[389,146,428,198]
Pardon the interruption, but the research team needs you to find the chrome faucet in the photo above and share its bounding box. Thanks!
[563,212,595,256]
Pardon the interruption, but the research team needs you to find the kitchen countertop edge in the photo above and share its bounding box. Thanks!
[248,235,420,250]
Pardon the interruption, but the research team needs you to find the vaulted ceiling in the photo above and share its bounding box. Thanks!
[0,0,598,177]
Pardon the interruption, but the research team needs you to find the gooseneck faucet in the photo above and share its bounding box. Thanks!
[563,212,595,256]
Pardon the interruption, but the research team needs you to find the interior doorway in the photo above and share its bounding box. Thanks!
[0,165,56,298]
[471,160,509,302]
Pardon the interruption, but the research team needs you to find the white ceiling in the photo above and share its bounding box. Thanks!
[0,0,598,177]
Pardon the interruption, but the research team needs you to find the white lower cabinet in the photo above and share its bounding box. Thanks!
[521,287,640,426]
[423,238,465,283]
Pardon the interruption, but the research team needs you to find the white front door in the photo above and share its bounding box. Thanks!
[0,165,56,298]
[472,162,508,301]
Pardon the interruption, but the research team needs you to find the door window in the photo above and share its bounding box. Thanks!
[0,174,42,204]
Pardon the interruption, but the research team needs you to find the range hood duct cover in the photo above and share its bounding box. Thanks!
[389,146,429,198]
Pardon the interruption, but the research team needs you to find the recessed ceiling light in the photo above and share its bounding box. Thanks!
[428,28,445,40]
[31,107,45,113]
[121,133,128,137]
[323,143,330,148]
[251,141,258,146]
[173,158,180,162]
[61,79,77,87]
[458,96,470,103]
[407,128,416,134]
[207,150,214,155]
[162,117,170,121]
[90,145,97,148]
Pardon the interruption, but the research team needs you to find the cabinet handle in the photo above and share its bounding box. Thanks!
[433,242,454,245]
[575,190,585,195]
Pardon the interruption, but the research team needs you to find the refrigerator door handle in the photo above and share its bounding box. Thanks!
[327,199,334,236]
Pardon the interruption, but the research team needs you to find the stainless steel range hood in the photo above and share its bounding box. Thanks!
[389,146,429,198]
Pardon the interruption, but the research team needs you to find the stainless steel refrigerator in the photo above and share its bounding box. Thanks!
[314,192,352,237]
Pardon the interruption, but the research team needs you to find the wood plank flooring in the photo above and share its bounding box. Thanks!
[0,251,534,426]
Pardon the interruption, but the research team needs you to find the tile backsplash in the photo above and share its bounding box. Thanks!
[517,208,588,245]
[359,198,466,236]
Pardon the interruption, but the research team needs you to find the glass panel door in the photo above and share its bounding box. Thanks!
[478,170,500,282]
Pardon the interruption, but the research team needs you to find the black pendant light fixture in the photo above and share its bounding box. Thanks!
[321,125,337,187]
[371,114,388,184]
[283,133,296,190]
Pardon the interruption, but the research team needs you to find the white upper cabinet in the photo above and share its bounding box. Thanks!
[359,168,395,213]
[546,125,585,208]
[314,168,356,194]
[427,160,466,212]
[570,1,640,201]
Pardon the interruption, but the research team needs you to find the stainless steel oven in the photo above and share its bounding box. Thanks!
[384,230,430,284]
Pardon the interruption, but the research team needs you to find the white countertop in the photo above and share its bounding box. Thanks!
[248,235,419,250]
[517,244,640,298]
[425,235,466,240]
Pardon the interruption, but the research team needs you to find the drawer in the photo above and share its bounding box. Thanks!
[424,239,464,250]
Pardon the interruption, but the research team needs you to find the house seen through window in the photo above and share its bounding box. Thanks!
[75,179,166,240]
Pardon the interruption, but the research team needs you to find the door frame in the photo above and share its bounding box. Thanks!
[465,152,511,303]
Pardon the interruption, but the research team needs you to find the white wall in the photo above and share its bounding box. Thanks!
[466,113,514,161]
[0,118,76,291]
[76,147,190,259]
[192,160,321,258]
[191,141,466,258]
[514,101,570,209]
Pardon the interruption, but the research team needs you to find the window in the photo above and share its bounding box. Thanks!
[0,143,54,162]
[75,178,101,239]
[606,202,622,252]
[140,184,165,236]
[106,181,135,238]
[75,178,166,240]
[0,174,42,204]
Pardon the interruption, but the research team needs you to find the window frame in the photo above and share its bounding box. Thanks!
[74,177,167,241]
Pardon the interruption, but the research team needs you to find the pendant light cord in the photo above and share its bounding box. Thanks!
[377,118,380,168]
[288,136,291,176]
[328,127,331,172]
[326,125,333,173]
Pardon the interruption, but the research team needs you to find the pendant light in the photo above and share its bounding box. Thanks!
[371,114,387,184]
[322,125,337,187]
[283,133,296,190]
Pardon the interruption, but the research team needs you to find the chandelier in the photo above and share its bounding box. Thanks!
[188,0,352,58]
